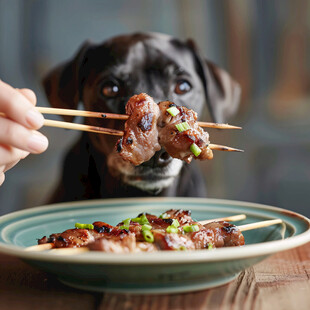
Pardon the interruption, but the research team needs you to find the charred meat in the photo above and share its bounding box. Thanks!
[158,101,213,163]
[116,94,213,166]
[116,93,161,165]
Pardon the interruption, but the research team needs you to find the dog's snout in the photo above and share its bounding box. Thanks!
[140,149,172,168]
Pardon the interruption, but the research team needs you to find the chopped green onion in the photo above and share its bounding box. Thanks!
[75,223,94,230]
[175,122,191,132]
[142,230,154,243]
[166,106,180,116]
[122,218,131,227]
[208,243,213,250]
[171,219,180,228]
[190,143,202,157]
[178,246,187,251]
[166,226,179,233]
[141,224,152,231]
[183,224,200,233]
[119,225,129,230]
[159,212,169,219]
[131,213,149,225]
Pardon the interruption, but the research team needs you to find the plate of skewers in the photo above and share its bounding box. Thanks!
[0,197,310,294]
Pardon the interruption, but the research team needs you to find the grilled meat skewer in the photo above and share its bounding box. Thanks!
[38,209,245,252]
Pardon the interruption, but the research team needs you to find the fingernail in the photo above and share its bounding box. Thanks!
[27,134,48,153]
[26,110,44,128]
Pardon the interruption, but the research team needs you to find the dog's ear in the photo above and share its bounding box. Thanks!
[187,39,241,123]
[42,41,92,122]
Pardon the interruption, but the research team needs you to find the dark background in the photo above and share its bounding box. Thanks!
[1,0,309,216]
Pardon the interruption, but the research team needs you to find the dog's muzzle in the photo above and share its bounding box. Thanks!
[107,149,183,193]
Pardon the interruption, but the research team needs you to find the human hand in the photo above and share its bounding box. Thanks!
[0,80,48,185]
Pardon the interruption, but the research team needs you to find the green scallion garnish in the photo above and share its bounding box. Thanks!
[166,106,180,116]
[122,218,131,226]
[175,121,191,132]
[183,224,200,233]
[141,224,152,231]
[131,213,149,225]
[166,226,179,233]
[119,225,129,230]
[208,243,213,250]
[159,212,169,219]
[178,246,187,251]
[75,223,94,230]
[171,219,180,228]
[190,143,202,157]
[142,230,154,243]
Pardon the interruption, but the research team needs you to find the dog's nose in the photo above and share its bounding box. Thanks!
[140,148,172,168]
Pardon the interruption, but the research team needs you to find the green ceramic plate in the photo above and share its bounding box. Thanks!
[0,197,309,294]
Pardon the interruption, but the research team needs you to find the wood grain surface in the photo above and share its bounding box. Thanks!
[1,243,309,310]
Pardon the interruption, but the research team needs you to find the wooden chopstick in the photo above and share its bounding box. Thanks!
[43,119,124,136]
[36,107,242,130]
[43,118,243,152]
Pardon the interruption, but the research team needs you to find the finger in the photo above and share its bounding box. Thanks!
[0,80,44,129]
[4,159,21,173]
[0,144,29,167]
[17,88,37,106]
[0,117,48,153]
[0,172,5,186]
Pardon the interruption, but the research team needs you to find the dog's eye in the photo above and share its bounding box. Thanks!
[101,81,120,97]
[174,80,192,95]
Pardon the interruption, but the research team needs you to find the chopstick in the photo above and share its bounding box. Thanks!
[36,107,242,130]
[25,217,283,253]
[0,108,243,152]
[43,119,243,152]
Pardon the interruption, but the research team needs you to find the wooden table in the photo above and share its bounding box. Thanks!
[1,243,310,310]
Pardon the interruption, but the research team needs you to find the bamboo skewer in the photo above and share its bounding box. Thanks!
[199,214,246,225]
[36,107,242,130]
[238,219,283,232]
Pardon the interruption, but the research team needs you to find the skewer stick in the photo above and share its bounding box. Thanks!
[25,243,54,251]
[199,214,246,225]
[36,107,241,130]
[209,144,244,153]
[238,219,283,232]
[49,247,89,255]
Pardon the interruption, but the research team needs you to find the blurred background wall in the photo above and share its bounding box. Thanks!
[0,0,309,216]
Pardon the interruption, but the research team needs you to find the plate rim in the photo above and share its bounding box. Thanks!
[0,197,309,265]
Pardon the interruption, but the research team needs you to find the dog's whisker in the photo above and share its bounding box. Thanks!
[36,107,241,130]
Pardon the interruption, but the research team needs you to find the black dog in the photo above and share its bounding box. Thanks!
[43,32,240,203]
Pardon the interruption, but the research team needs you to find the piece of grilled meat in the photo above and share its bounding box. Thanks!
[116,93,161,165]
[157,101,213,163]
